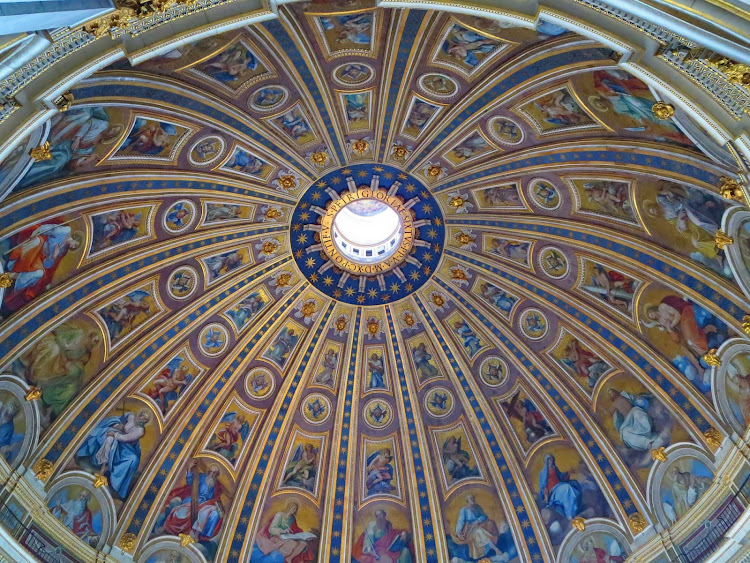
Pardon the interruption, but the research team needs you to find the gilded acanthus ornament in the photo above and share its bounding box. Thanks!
[704,427,723,449]
[719,176,744,200]
[29,142,52,162]
[179,532,196,547]
[53,92,74,112]
[0,273,12,289]
[93,473,108,488]
[651,447,668,462]
[652,101,675,119]
[715,230,734,250]
[33,458,54,482]
[571,516,586,531]
[628,512,648,534]
[118,533,137,553]
[703,348,721,367]
[742,315,750,336]
[25,386,42,401]
[403,312,415,327]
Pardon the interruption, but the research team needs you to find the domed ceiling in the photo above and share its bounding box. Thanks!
[1,3,749,563]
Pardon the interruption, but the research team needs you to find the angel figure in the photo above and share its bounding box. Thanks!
[282,443,318,492]
[207,412,250,463]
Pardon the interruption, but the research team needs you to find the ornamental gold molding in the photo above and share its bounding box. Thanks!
[651,447,667,462]
[719,177,744,201]
[704,427,723,449]
[742,315,750,336]
[28,142,51,162]
[84,0,201,38]
[715,230,734,250]
[571,516,586,531]
[628,512,648,534]
[118,533,137,553]
[703,348,721,366]
[651,101,675,119]
[24,386,42,401]
[32,458,53,482]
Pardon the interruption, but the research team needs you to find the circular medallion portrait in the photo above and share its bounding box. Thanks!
[363,399,393,429]
[199,323,230,356]
[479,356,508,387]
[301,393,332,424]
[519,308,549,340]
[168,265,199,300]
[163,199,196,233]
[249,85,290,112]
[332,62,375,86]
[538,247,569,279]
[418,73,459,100]
[188,136,226,167]
[528,178,562,210]
[424,387,455,418]
[488,116,524,145]
[246,367,275,400]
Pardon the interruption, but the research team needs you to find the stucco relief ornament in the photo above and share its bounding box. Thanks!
[628,512,648,534]
[391,143,410,160]
[273,171,299,193]
[0,273,12,288]
[428,291,448,312]
[449,264,471,286]
[651,101,675,120]
[118,533,137,553]
[261,205,284,222]
[93,473,108,488]
[401,310,421,332]
[454,229,477,251]
[349,138,371,156]
[703,348,721,366]
[256,238,281,260]
[53,92,75,112]
[447,192,473,214]
[651,447,668,462]
[571,516,586,531]
[714,230,734,250]
[704,427,723,449]
[423,162,447,181]
[332,314,348,336]
[307,149,330,168]
[295,299,319,325]
[270,271,294,295]
[179,532,196,547]
[742,315,750,336]
[366,316,382,340]
[33,458,53,482]
[719,176,745,201]
[29,142,52,162]
[25,386,42,401]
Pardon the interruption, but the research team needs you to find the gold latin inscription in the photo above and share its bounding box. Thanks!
[319,188,414,276]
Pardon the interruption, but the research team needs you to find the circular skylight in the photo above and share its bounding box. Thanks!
[332,199,403,263]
